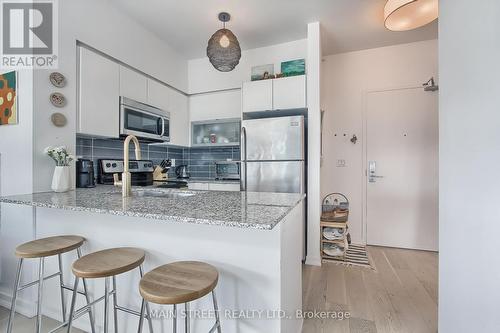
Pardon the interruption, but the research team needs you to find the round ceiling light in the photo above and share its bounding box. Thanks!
[207,12,241,72]
[384,0,439,31]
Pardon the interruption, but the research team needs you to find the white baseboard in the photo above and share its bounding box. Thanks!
[0,288,36,318]
[0,288,96,333]
[305,255,321,266]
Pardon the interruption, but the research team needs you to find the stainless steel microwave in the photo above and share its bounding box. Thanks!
[119,97,170,142]
[215,161,240,180]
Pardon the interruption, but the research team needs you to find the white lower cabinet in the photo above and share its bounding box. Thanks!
[208,183,240,191]
[188,182,240,191]
[188,182,210,191]
[78,47,120,137]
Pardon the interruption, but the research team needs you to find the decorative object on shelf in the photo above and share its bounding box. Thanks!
[51,112,67,127]
[50,92,66,107]
[49,72,66,88]
[207,12,241,72]
[281,59,305,77]
[384,0,438,31]
[321,192,349,222]
[45,146,75,193]
[251,64,274,81]
[0,71,18,126]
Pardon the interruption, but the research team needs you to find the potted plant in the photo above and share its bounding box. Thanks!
[44,146,75,192]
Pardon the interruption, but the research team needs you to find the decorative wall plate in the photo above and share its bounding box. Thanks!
[49,72,66,88]
[51,112,67,127]
[50,92,66,107]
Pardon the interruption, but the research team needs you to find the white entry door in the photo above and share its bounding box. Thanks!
[366,87,438,251]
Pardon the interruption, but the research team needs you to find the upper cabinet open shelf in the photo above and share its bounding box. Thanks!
[191,118,241,147]
[242,75,307,113]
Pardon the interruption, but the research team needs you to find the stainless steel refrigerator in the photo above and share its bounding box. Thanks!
[240,115,306,194]
[241,115,307,259]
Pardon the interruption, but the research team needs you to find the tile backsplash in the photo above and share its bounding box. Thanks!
[76,136,240,179]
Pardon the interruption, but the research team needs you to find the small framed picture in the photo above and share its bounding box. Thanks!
[281,59,306,77]
[0,70,18,125]
[251,64,274,81]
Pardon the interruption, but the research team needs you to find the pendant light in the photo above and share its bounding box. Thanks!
[207,12,241,72]
[384,0,438,31]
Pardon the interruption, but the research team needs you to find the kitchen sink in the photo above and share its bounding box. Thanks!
[134,190,197,198]
[110,189,198,199]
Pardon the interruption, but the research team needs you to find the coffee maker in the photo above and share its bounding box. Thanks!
[76,159,96,188]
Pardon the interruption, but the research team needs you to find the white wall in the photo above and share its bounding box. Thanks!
[439,1,500,332]
[0,69,37,314]
[32,0,188,192]
[188,39,307,94]
[321,40,438,244]
[305,22,322,266]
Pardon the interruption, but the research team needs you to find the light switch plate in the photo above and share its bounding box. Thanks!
[337,159,346,167]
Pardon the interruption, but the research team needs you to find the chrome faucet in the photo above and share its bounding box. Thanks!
[117,135,142,197]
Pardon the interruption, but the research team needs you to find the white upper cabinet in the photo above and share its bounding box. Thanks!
[147,79,169,111]
[242,79,273,113]
[272,75,306,110]
[168,89,189,146]
[242,75,307,113]
[119,66,148,104]
[78,47,120,138]
[148,79,189,146]
[190,90,241,122]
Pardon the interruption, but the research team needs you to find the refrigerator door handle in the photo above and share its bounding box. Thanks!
[241,126,248,191]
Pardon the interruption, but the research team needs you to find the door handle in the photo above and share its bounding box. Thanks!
[240,127,247,191]
[368,161,384,183]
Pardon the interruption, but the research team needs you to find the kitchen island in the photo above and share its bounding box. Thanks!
[0,186,305,333]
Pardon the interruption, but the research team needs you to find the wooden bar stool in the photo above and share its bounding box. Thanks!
[66,247,154,333]
[7,235,96,333]
[138,261,222,333]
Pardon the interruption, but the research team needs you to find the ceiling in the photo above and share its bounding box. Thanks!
[108,0,438,60]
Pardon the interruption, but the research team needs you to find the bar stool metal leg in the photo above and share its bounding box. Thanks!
[66,277,80,333]
[77,248,96,333]
[6,258,23,333]
[212,290,222,333]
[104,277,110,333]
[137,299,146,333]
[112,276,119,333]
[57,254,67,322]
[139,265,154,333]
[173,304,177,333]
[185,302,190,333]
[36,257,45,333]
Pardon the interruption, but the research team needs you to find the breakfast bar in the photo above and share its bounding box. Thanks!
[0,187,305,333]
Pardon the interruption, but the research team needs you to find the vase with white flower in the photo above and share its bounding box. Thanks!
[44,146,75,192]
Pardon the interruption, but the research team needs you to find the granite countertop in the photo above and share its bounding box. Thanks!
[0,186,304,230]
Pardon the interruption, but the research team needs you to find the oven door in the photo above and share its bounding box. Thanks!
[120,98,169,141]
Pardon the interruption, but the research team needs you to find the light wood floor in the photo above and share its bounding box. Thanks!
[303,246,438,333]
